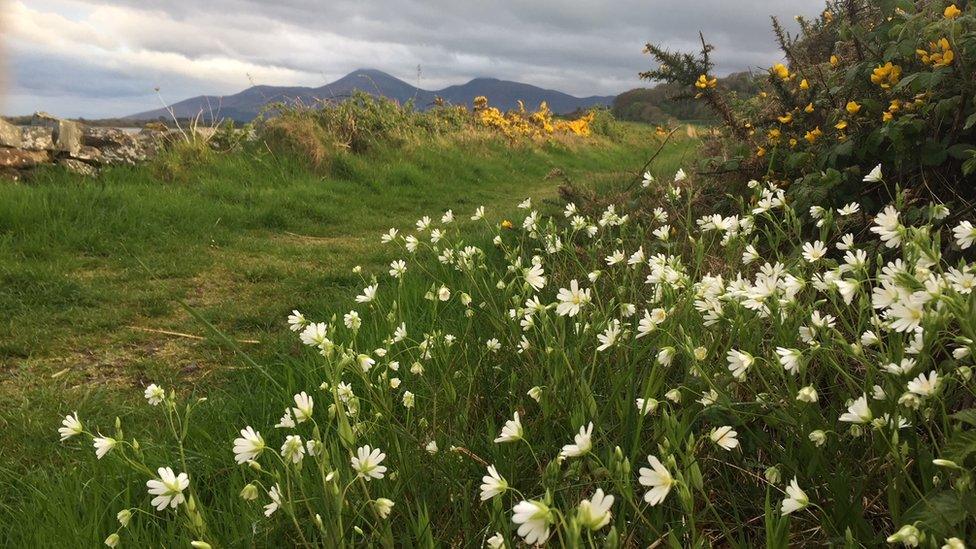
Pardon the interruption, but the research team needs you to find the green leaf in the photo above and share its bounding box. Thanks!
[944,430,976,462]
[953,409,976,428]
[947,144,974,160]
[901,491,968,538]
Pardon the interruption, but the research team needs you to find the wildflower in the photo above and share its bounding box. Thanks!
[240,483,259,500]
[871,62,902,89]
[146,467,189,510]
[264,484,282,516]
[486,338,501,352]
[105,534,120,547]
[846,101,861,115]
[945,4,962,18]
[665,389,682,403]
[674,168,687,182]
[886,524,921,546]
[380,228,398,243]
[642,172,655,187]
[797,386,818,403]
[357,353,375,372]
[116,509,132,527]
[300,322,330,347]
[839,395,873,423]
[415,216,431,231]
[233,426,265,464]
[527,386,543,402]
[486,533,504,549]
[780,477,809,515]
[560,422,593,458]
[517,198,532,209]
[480,465,509,500]
[695,74,717,89]
[800,78,809,90]
[596,320,621,351]
[726,349,755,380]
[402,391,415,408]
[887,295,926,332]
[809,430,827,446]
[636,397,659,415]
[356,284,378,303]
[555,279,591,317]
[802,240,827,263]
[275,409,295,429]
[775,347,802,374]
[771,63,790,80]
[657,347,676,366]
[511,500,552,545]
[943,538,965,549]
[59,412,83,441]
[292,392,314,423]
[907,370,940,397]
[804,127,822,143]
[351,445,387,480]
[638,455,674,505]
[373,498,394,519]
[93,436,117,460]
[495,411,523,443]
[425,440,438,454]
[637,308,667,337]
[577,489,614,531]
[871,205,902,248]
[437,286,451,301]
[280,435,305,464]
[830,55,839,66]
[953,221,976,249]
[523,263,546,291]
[710,426,739,451]
[863,164,883,183]
[471,206,485,220]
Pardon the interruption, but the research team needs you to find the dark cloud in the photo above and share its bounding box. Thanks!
[2,0,824,117]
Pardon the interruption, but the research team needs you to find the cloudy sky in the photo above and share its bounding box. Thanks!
[1,0,822,118]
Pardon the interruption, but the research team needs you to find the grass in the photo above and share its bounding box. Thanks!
[0,122,697,545]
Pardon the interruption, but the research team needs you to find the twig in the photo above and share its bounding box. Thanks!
[625,126,681,192]
[127,326,260,345]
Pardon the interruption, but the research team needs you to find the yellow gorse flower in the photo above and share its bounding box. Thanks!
[804,127,822,143]
[835,120,848,130]
[756,146,766,157]
[846,101,862,115]
[870,62,902,89]
[771,63,790,80]
[695,74,717,89]
[804,103,815,113]
[800,79,810,90]
[918,38,954,67]
[830,55,839,66]
[777,113,794,124]
[945,4,961,19]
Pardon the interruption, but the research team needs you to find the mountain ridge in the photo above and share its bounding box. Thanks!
[128,69,617,122]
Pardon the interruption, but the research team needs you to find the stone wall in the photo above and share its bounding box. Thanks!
[0,113,168,181]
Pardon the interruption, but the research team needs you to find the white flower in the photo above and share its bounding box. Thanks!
[726,349,755,380]
[907,370,940,397]
[300,322,330,347]
[104,534,120,547]
[486,533,504,549]
[837,202,861,216]
[59,412,83,441]
[287,309,307,331]
[636,397,659,415]
[425,440,438,454]
[480,465,508,500]
[886,524,921,546]
[402,391,415,408]
[809,430,827,446]
[146,467,189,510]
[555,279,591,317]
[864,164,883,182]
[441,210,454,224]
[887,295,926,333]
[280,435,305,464]
[577,488,614,531]
[870,205,902,248]
[801,241,827,263]
[344,310,362,330]
[560,422,593,458]
[471,206,485,220]
[839,395,872,424]
[674,168,687,182]
[953,221,976,249]
[527,386,543,402]
[637,308,667,338]
[233,426,265,464]
[494,411,524,443]
[351,445,387,480]
[642,171,655,187]
[796,386,818,403]
[657,347,675,366]
[438,286,451,301]
[405,235,419,252]
[380,228,398,243]
[264,484,282,516]
[144,384,166,406]
[511,500,552,545]
[356,284,378,303]
[373,497,395,519]
[709,426,739,451]
[93,436,117,459]
[517,198,532,209]
[596,320,621,351]
[780,477,809,515]
[943,537,965,549]
[524,263,546,291]
[638,455,674,505]
[776,347,802,374]
[416,216,431,231]
[275,409,296,429]
[292,392,314,423]
[116,509,132,527]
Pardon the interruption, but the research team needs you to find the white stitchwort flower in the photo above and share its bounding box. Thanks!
[839,395,873,424]
[373,497,395,519]
[287,309,307,331]
[351,445,387,480]
[480,465,508,500]
[146,467,189,510]
[953,221,976,250]
[577,488,614,531]
[233,426,265,464]
[292,392,314,423]
[560,422,593,458]
[776,347,802,374]
[864,163,883,182]
[726,349,755,380]
[907,370,940,397]
[710,426,739,451]
[59,412,83,441]
[280,435,305,464]
[780,477,809,515]
[495,411,524,443]
[556,279,591,317]
[511,500,552,545]
[638,455,674,505]
[93,436,117,459]
[144,383,166,406]
[264,484,282,517]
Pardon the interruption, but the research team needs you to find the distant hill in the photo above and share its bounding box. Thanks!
[128,69,616,122]
[613,71,761,124]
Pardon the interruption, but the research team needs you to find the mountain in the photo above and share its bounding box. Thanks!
[128,69,616,122]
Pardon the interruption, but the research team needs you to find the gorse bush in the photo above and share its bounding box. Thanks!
[473,97,596,140]
[643,0,976,213]
[57,162,976,546]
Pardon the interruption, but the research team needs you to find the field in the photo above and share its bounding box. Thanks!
[0,120,699,545]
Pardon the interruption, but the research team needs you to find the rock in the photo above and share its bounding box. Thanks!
[0,118,23,148]
[73,145,103,163]
[20,126,53,150]
[0,148,50,168]
[58,158,98,177]
[32,112,83,156]
[82,127,152,164]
